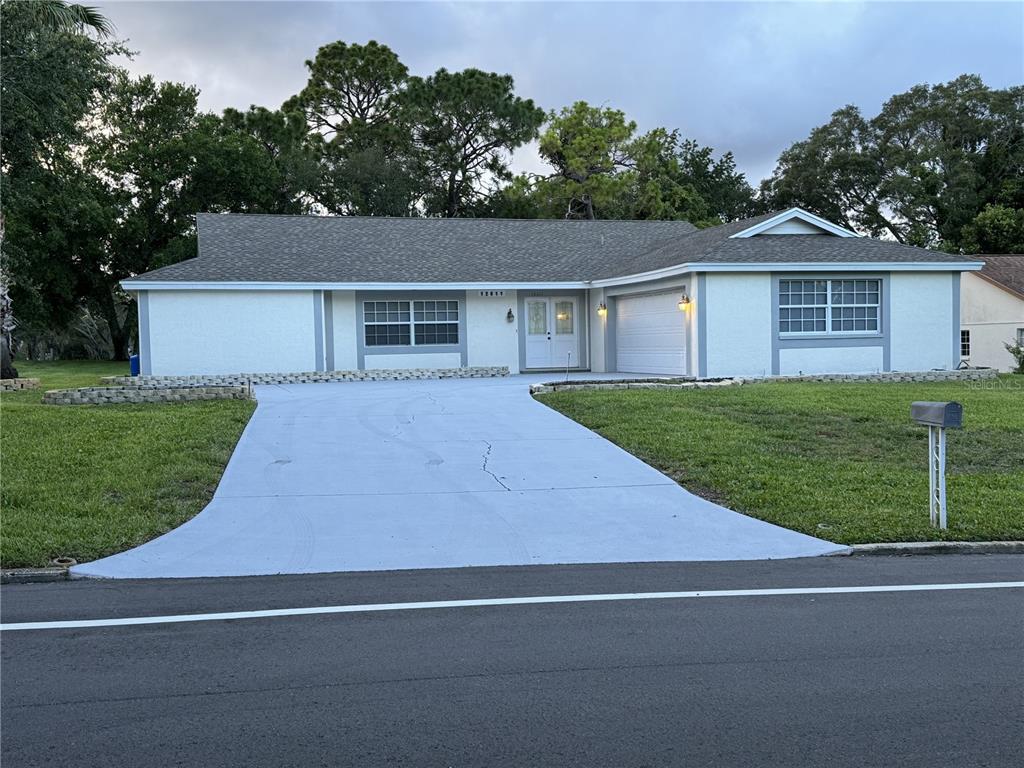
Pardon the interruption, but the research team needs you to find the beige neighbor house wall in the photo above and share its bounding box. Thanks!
[960,272,1024,372]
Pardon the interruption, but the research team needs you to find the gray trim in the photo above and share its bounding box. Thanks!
[517,289,589,371]
[605,295,617,373]
[697,274,708,378]
[324,291,335,371]
[313,291,325,372]
[137,291,152,375]
[770,272,890,375]
[951,272,961,368]
[355,290,467,370]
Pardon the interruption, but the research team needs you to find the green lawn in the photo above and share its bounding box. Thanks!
[1,360,256,568]
[537,378,1024,544]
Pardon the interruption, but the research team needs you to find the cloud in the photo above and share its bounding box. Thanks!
[103,0,1023,184]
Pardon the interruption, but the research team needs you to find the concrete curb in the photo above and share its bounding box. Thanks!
[1,568,71,584]
[850,541,1024,556]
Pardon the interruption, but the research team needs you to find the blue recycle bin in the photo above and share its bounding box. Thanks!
[129,354,140,376]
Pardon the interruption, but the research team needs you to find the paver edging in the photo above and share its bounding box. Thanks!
[100,366,510,388]
[43,385,254,406]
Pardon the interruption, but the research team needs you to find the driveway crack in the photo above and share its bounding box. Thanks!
[481,441,511,491]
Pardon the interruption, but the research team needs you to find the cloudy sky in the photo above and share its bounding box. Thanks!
[104,0,1023,184]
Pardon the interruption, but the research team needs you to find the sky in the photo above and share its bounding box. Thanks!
[103,0,1024,184]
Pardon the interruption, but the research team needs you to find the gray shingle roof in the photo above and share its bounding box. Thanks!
[973,254,1024,298]
[125,211,977,285]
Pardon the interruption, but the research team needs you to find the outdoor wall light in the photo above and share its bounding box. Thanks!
[597,302,608,317]
[506,308,515,323]
[677,294,691,310]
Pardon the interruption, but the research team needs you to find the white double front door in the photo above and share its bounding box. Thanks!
[525,296,579,369]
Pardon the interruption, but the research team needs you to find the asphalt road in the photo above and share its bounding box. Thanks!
[3,555,1023,767]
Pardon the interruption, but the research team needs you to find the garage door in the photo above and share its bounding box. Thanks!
[615,292,687,375]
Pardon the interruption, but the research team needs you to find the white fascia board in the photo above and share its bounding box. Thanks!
[729,208,860,239]
[121,280,590,292]
[589,260,984,287]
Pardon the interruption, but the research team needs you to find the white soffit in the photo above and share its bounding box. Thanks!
[730,208,860,239]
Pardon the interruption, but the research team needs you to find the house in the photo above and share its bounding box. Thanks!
[123,208,982,378]
[959,254,1024,372]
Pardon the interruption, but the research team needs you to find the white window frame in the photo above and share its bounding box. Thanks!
[778,278,882,338]
[362,299,460,348]
[960,329,971,358]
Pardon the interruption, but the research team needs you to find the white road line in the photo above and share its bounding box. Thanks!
[3,582,1021,632]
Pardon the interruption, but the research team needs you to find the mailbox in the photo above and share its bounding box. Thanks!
[910,401,963,429]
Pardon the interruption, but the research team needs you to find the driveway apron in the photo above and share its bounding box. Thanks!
[72,376,847,578]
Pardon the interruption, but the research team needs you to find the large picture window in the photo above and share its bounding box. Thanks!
[363,299,459,347]
[779,279,881,336]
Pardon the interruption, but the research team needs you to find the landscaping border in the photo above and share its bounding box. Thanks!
[0,378,40,391]
[43,385,252,406]
[531,368,998,395]
[101,366,510,387]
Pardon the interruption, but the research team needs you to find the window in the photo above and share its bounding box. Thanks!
[961,330,971,358]
[363,299,459,347]
[779,279,881,335]
[1017,328,1024,347]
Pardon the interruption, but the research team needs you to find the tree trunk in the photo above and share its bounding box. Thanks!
[1,336,18,379]
[100,291,132,361]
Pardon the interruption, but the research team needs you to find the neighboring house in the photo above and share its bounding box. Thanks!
[959,254,1024,372]
[123,208,981,378]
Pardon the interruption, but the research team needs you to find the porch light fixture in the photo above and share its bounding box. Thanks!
[597,302,608,317]
[677,293,691,310]
[506,308,515,323]
[556,311,569,321]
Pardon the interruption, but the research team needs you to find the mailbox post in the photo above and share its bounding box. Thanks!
[910,401,963,529]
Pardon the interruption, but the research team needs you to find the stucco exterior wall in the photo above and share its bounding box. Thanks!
[704,273,773,377]
[960,273,1024,372]
[778,346,884,375]
[365,352,463,369]
[466,291,520,373]
[889,272,956,372]
[146,290,316,375]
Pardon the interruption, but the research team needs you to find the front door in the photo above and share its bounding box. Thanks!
[525,297,579,369]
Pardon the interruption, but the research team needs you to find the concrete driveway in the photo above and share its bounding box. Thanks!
[72,375,847,578]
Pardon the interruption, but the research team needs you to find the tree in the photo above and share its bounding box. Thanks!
[961,204,1024,253]
[537,102,636,219]
[0,0,118,374]
[286,40,419,215]
[401,68,545,217]
[762,75,1024,250]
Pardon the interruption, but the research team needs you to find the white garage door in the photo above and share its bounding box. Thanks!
[615,292,688,375]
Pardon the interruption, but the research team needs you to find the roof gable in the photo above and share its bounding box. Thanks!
[729,208,859,239]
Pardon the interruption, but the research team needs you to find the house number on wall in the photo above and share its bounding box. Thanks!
[478,290,506,297]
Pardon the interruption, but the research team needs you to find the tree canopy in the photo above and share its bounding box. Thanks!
[2,15,1019,364]
[761,75,1024,252]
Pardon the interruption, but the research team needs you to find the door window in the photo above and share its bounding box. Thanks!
[554,301,574,335]
[528,301,548,334]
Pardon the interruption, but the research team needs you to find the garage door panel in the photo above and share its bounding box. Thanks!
[616,292,687,375]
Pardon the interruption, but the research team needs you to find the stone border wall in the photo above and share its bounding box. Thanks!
[752,368,999,384]
[100,366,510,387]
[1,378,40,391]
[43,385,253,406]
[531,368,999,395]
[531,379,737,395]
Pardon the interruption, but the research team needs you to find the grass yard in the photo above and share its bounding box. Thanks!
[1,360,256,568]
[537,377,1024,544]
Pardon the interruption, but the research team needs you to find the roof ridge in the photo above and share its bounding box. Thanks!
[197,212,698,225]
